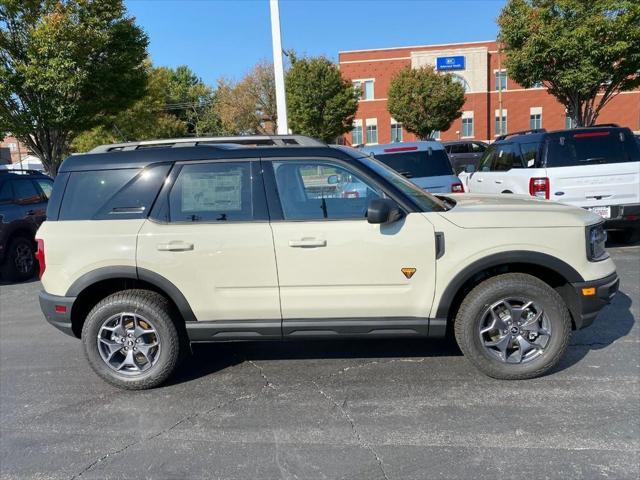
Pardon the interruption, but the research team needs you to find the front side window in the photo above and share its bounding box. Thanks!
[13,179,42,205]
[169,162,253,222]
[273,160,381,221]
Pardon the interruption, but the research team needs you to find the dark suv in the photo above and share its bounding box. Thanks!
[0,170,53,281]
[442,140,488,174]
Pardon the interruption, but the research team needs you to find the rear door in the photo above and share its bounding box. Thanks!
[137,159,281,324]
[545,130,640,214]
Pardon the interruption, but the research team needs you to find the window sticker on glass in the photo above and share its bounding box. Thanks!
[181,170,243,212]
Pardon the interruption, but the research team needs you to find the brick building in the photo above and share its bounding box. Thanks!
[0,135,32,164]
[339,40,640,146]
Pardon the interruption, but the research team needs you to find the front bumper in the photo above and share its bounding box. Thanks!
[39,291,77,337]
[564,272,619,330]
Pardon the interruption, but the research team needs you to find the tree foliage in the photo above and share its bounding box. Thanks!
[498,0,640,127]
[285,54,359,142]
[387,66,466,139]
[0,0,149,174]
[214,61,277,135]
[71,64,187,152]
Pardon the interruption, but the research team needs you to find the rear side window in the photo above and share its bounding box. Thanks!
[374,149,454,178]
[493,144,523,171]
[35,179,53,199]
[520,142,541,167]
[13,179,41,204]
[59,164,170,220]
[168,162,253,222]
[545,130,640,167]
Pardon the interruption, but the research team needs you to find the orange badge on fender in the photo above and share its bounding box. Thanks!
[401,268,416,279]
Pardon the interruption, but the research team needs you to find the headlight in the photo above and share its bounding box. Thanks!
[586,223,608,261]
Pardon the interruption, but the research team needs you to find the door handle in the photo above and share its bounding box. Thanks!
[476,178,483,182]
[157,241,194,252]
[495,180,503,184]
[289,238,327,248]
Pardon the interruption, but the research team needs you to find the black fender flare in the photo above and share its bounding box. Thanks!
[435,251,584,319]
[66,266,197,323]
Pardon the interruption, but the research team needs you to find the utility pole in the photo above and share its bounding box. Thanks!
[269,0,288,135]
[497,44,504,136]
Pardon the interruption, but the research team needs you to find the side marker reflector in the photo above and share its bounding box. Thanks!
[582,287,596,296]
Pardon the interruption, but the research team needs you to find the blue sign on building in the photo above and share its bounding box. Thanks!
[436,56,466,71]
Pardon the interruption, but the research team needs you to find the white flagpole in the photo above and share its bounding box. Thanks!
[269,0,289,134]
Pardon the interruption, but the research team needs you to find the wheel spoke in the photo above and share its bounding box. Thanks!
[115,349,138,372]
[521,310,543,330]
[99,337,122,360]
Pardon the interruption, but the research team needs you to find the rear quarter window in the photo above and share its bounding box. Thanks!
[58,164,170,220]
[374,149,454,178]
[545,130,639,167]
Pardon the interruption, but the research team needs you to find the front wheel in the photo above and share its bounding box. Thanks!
[82,290,182,390]
[454,273,571,380]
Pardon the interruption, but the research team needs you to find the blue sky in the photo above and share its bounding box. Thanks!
[125,0,506,85]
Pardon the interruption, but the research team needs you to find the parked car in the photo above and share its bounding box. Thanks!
[0,170,53,281]
[462,126,640,243]
[442,140,488,174]
[360,142,464,193]
[37,135,617,389]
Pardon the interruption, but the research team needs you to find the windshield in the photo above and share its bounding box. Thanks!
[373,149,454,178]
[357,156,447,212]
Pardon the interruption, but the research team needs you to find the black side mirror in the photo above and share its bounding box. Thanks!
[367,198,404,224]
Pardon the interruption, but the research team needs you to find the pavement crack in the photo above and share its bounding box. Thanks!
[70,393,255,479]
[569,341,611,347]
[247,359,276,391]
[311,380,390,480]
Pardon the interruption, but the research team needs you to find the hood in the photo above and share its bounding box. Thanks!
[438,193,602,229]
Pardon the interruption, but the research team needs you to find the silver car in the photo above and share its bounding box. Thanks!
[360,142,464,193]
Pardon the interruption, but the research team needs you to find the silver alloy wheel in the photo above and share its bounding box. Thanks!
[97,313,161,376]
[14,242,34,274]
[478,298,551,364]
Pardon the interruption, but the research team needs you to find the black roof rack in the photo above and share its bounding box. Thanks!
[0,168,44,176]
[495,129,547,141]
[89,135,325,153]
[587,123,620,128]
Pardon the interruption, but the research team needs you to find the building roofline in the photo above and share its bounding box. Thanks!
[339,39,496,56]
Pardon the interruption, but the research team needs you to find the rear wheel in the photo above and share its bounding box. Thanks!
[454,273,571,380]
[82,290,182,390]
[2,236,36,282]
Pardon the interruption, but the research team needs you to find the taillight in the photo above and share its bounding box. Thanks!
[36,239,45,279]
[343,191,359,199]
[451,182,464,193]
[529,177,549,199]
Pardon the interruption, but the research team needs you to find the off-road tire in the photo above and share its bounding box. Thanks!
[82,289,182,390]
[454,273,571,380]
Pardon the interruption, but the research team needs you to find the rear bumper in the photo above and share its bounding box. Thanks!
[601,204,640,231]
[566,272,619,330]
[39,291,77,337]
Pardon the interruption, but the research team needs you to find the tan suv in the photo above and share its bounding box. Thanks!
[37,135,619,389]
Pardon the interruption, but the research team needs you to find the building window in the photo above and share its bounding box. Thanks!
[8,142,16,151]
[363,80,374,100]
[495,112,507,135]
[351,120,363,145]
[565,115,574,129]
[431,130,441,140]
[390,119,403,143]
[495,70,507,91]
[352,80,361,99]
[530,113,542,130]
[462,117,474,138]
[365,118,378,144]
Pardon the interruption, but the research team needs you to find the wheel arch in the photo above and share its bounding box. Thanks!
[67,266,196,338]
[435,251,584,331]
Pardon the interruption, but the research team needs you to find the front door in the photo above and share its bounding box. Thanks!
[137,160,280,324]
[265,158,436,333]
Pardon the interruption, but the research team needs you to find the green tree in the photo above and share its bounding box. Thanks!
[387,66,466,140]
[0,0,148,174]
[498,0,640,127]
[71,64,187,152]
[285,54,359,142]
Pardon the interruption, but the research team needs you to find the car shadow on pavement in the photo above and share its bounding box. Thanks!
[168,336,462,386]
[553,290,636,373]
[0,276,39,287]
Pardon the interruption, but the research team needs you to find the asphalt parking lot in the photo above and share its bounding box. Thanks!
[0,245,638,480]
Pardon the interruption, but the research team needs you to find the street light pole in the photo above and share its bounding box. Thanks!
[269,0,288,135]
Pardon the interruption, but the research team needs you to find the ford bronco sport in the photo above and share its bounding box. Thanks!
[37,135,619,389]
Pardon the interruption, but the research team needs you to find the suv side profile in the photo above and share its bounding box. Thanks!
[0,170,53,281]
[463,126,640,242]
[37,135,618,389]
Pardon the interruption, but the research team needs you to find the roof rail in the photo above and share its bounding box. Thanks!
[89,135,325,153]
[587,123,620,128]
[0,168,43,175]
[495,128,547,141]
